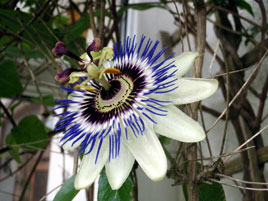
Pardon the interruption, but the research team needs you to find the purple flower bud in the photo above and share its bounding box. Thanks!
[87,38,101,53]
[52,42,68,56]
[55,68,75,83]
[52,42,84,63]
[86,38,101,60]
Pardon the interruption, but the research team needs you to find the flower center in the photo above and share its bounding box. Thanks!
[96,76,134,112]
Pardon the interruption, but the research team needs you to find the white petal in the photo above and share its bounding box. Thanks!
[150,78,218,105]
[122,126,167,181]
[61,135,85,150]
[154,105,205,142]
[159,52,199,78]
[74,138,109,189]
[105,143,135,190]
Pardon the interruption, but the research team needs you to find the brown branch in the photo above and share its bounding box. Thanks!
[209,4,262,29]
[255,75,268,127]
[88,0,98,38]
[186,1,206,201]
[98,0,106,43]
[110,0,121,44]
[255,0,267,42]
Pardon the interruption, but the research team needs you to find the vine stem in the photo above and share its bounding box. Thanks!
[186,1,206,201]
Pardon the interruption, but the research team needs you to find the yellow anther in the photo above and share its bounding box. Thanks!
[103,68,121,75]
[99,68,121,80]
[74,85,96,91]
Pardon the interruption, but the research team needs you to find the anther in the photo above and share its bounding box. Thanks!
[74,85,96,91]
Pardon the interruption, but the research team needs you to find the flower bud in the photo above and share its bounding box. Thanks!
[55,68,75,83]
[52,42,68,56]
[87,38,101,52]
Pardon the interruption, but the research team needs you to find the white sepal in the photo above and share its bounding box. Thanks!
[154,105,205,142]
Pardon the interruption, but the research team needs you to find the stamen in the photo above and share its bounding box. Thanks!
[103,68,121,75]
[99,68,121,79]
[74,85,96,91]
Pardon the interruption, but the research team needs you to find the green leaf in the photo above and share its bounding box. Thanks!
[52,15,69,29]
[5,135,21,163]
[0,60,23,97]
[2,46,45,59]
[53,175,79,201]
[0,9,57,49]
[182,163,226,201]
[159,136,171,145]
[6,115,48,150]
[64,14,90,43]
[98,170,133,201]
[200,181,226,201]
[31,95,55,106]
[237,0,254,16]
[183,181,226,201]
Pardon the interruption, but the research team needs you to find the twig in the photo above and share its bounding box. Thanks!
[224,125,268,163]
[18,151,44,201]
[219,52,230,156]
[209,41,220,76]
[0,190,20,198]
[0,151,34,169]
[0,100,17,127]
[0,153,35,182]
[199,105,213,162]
[0,0,52,54]
[209,178,268,191]
[217,173,268,186]
[39,184,63,201]
[19,43,49,114]
[225,145,268,175]
[196,146,256,161]
[207,49,268,132]
[181,0,191,51]
[213,66,253,78]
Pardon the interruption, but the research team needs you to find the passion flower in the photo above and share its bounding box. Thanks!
[53,36,218,190]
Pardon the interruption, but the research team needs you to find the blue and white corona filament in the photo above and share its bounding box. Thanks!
[53,36,218,190]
